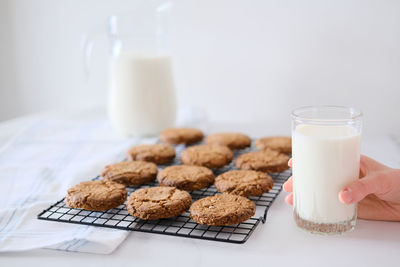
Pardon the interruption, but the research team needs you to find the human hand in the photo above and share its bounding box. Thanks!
[283,156,400,221]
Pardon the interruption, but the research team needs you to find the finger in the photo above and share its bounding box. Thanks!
[288,158,292,167]
[285,193,293,205]
[283,176,293,192]
[338,171,390,204]
[360,155,391,174]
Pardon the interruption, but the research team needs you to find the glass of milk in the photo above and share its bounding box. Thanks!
[84,1,176,137]
[291,106,362,234]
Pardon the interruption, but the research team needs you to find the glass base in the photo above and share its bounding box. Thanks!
[294,210,356,235]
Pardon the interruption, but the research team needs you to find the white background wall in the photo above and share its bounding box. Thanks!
[0,0,399,135]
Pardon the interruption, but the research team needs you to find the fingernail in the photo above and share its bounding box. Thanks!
[282,182,288,192]
[340,188,353,204]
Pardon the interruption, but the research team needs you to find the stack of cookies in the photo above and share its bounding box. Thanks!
[65,127,291,226]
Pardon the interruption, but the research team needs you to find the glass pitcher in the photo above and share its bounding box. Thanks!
[83,1,176,137]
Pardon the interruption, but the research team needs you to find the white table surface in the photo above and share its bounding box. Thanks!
[1,111,399,267]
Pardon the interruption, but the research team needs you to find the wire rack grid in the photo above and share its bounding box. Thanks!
[38,142,291,244]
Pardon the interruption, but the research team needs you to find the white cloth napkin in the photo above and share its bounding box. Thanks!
[0,109,159,254]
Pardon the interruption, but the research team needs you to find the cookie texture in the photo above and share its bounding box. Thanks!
[65,180,127,211]
[127,144,175,164]
[180,145,233,169]
[205,133,251,150]
[101,161,158,186]
[255,136,292,154]
[126,186,192,220]
[235,149,290,173]
[157,165,214,191]
[214,170,274,197]
[189,194,256,226]
[161,128,204,145]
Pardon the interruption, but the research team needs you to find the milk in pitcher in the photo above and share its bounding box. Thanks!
[108,53,176,137]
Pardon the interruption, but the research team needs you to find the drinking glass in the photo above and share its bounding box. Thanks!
[291,106,362,234]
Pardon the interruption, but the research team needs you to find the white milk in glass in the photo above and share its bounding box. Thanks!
[108,53,176,137]
[292,124,360,233]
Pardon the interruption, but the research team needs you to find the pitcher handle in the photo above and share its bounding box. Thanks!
[81,34,94,81]
[81,23,106,81]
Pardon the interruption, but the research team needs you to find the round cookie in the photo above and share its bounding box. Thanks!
[180,145,233,169]
[65,180,127,211]
[157,165,214,191]
[189,194,256,226]
[126,186,192,220]
[205,133,251,150]
[127,144,175,164]
[235,149,290,173]
[256,136,292,154]
[161,128,204,145]
[214,170,274,197]
[101,161,158,186]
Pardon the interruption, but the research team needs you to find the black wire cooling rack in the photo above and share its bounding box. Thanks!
[38,142,292,244]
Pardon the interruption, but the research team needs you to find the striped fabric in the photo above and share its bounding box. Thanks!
[0,111,157,254]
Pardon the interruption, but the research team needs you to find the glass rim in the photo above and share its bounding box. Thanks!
[291,105,363,123]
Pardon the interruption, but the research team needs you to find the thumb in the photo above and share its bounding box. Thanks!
[338,172,389,204]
